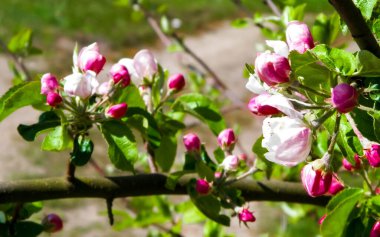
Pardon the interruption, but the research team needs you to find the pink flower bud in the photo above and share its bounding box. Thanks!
[195,179,211,195]
[220,155,240,171]
[46,92,62,107]
[255,52,291,86]
[370,221,380,237]
[133,49,158,79]
[342,154,361,171]
[168,73,185,91]
[248,93,280,116]
[366,144,380,167]
[78,42,106,74]
[286,21,315,54]
[331,83,358,113]
[328,176,344,195]
[301,162,332,197]
[238,208,256,223]
[106,103,128,119]
[217,128,236,150]
[110,63,131,87]
[183,133,201,152]
[41,73,59,95]
[41,213,63,233]
[318,214,326,225]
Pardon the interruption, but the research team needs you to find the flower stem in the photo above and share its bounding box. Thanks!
[359,169,375,195]
[311,109,336,130]
[322,113,341,170]
[291,82,330,98]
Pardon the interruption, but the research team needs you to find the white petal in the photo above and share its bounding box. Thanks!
[246,74,267,94]
[266,40,289,58]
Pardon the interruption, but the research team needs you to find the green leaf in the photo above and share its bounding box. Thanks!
[188,180,230,226]
[166,42,184,53]
[172,93,225,135]
[165,171,192,190]
[282,4,306,24]
[195,161,215,181]
[0,81,45,122]
[353,0,377,20]
[155,134,177,172]
[231,18,249,28]
[41,125,72,151]
[373,19,380,38]
[321,188,364,237]
[312,13,340,45]
[252,136,272,179]
[19,202,43,220]
[350,108,378,143]
[325,114,356,164]
[101,120,138,172]
[213,147,225,164]
[152,65,166,108]
[371,111,380,142]
[17,111,60,141]
[356,50,380,77]
[113,84,145,108]
[311,44,358,76]
[70,136,94,166]
[160,15,171,33]
[7,29,33,56]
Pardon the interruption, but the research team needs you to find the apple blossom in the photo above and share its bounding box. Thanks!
[238,208,256,223]
[46,92,62,107]
[366,144,380,167]
[370,221,380,237]
[262,116,312,166]
[133,49,158,79]
[255,52,291,86]
[78,42,106,74]
[220,155,239,171]
[64,71,99,99]
[168,73,185,91]
[342,154,361,171]
[41,73,59,95]
[118,58,139,81]
[109,63,131,87]
[183,133,201,152]
[328,176,344,195]
[286,21,315,54]
[248,93,280,116]
[266,40,289,58]
[301,162,332,197]
[106,103,128,119]
[195,179,211,195]
[217,128,236,151]
[331,83,358,113]
[41,213,63,233]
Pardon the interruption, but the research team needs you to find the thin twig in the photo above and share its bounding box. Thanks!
[106,198,114,226]
[263,0,281,17]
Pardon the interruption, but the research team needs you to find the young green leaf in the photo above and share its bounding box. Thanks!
[41,126,72,151]
[0,81,45,122]
[154,134,177,172]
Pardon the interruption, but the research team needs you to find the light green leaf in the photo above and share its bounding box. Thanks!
[172,93,225,135]
[353,0,377,20]
[312,13,340,45]
[231,18,249,28]
[311,44,358,76]
[41,125,72,151]
[101,120,138,172]
[321,188,364,237]
[113,84,145,108]
[0,81,45,122]
[356,50,380,77]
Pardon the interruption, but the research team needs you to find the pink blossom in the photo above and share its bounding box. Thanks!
[64,71,99,99]
[301,162,332,197]
[366,144,380,167]
[106,103,128,119]
[78,42,106,74]
[255,52,290,86]
[328,176,344,195]
[238,208,256,223]
[217,128,236,151]
[133,49,158,79]
[168,73,185,91]
[41,73,59,95]
[183,133,201,152]
[286,21,315,54]
[331,83,358,113]
[220,155,239,171]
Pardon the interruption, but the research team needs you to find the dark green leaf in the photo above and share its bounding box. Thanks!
[17,111,60,141]
[70,136,94,166]
[195,161,215,181]
[322,188,364,237]
[41,125,72,151]
[350,108,378,142]
[155,134,177,172]
[101,120,138,172]
[311,44,358,76]
[172,93,225,135]
[0,81,45,122]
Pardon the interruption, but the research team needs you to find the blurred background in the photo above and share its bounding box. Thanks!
[0,0,340,236]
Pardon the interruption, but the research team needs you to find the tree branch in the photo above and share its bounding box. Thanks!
[329,0,380,58]
[0,174,329,206]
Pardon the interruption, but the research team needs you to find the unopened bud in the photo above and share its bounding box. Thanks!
[183,133,201,152]
[366,144,380,167]
[331,83,358,113]
[133,49,158,79]
[255,52,291,86]
[238,208,256,223]
[342,155,361,171]
[41,213,63,233]
[217,128,236,151]
[286,21,314,54]
[168,73,185,91]
[195,179,211,195]
[220,155,239,171]
[41,73,59,95]
[110,63,131,87]
[46,92,62,107]
[370,221,380,237]
[78,42,106,74]
[328,176,344,195]
[301,161,332,197]
[248,93,280,116]
[106,103,128,119]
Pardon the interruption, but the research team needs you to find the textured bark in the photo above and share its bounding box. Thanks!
[0,174,329,206]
